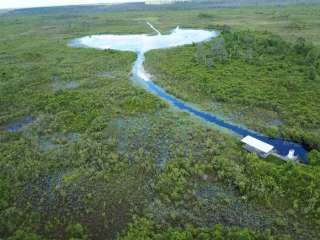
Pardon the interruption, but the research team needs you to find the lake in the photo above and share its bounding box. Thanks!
[70,24,308,162]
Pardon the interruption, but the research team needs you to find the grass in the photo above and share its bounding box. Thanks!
[1,3,320,239]
[145,29,320,149]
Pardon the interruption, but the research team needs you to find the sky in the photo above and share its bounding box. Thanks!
[0,0,143,10]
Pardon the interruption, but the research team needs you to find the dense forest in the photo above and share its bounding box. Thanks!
[0,3,320,240]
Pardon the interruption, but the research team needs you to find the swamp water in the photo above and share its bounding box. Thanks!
[70,23,307,162]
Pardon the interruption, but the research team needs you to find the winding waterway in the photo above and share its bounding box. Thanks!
[70,24,308,162]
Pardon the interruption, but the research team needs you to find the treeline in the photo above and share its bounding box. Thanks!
[7,0,320,18]
[193,0,320,7]
[1,6,320,240]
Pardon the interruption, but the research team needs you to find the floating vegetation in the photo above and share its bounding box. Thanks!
[6,115,34,132]
[22,171,67,207]
[52,80,80,91]
[37,132,81,152]
[196,184,276,229]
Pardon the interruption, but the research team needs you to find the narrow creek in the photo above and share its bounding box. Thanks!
[70,23,308,162]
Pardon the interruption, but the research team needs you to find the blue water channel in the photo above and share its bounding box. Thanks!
[71,25,308,162]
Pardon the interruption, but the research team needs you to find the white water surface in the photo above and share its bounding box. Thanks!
[70,24,308,161]
[73,25,218,81]
[74,26,218,54]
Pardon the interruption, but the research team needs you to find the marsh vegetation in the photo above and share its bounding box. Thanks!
[145,29,320,150]
[1,2,320,240]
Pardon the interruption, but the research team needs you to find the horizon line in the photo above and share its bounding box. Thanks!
[0,1,144,10]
